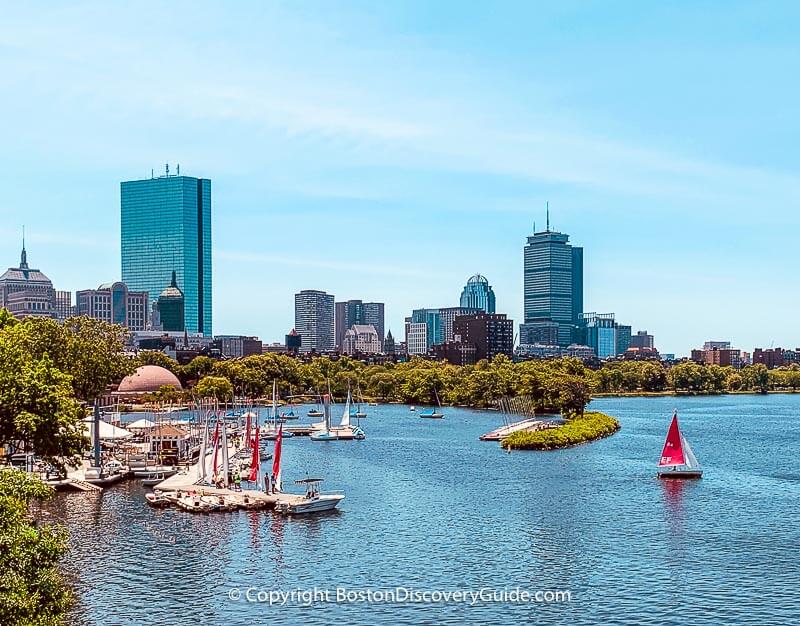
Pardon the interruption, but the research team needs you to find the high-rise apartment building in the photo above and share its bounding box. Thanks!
[459,274,496,313]
[76,282,149,331]
[295,290,335,353]
[520,221,583,347]
[404,318,428,356]
[411,306,479,350]
[121,169,212,335]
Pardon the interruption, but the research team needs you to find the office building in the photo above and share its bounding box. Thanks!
[581,312,618,359]
[121,168,212,335]
[295,290,335,353]
[459,274,496,313]
[411,306,479,350]
[452,313,514,362]
[616,324,632,355]
[630,330,655,350]
[0,243,55,319]
[405,318,428,356]
[214,335,263,359]
[54,290,75,321]
[76,282,149,330]
[335,300,385,349]
[520,218,583,347]
[342,324,382,355]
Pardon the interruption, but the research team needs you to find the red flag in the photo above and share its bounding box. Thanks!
[245,412,252,449]
[248,427,260,482]
[211,419,220,476]
[271,425,282,492]
[658,414,685,466]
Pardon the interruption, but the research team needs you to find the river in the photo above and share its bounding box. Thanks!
[40,395,800,625]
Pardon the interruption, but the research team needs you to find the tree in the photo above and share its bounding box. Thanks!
[195,376,234,400]
[0,470,73,625]
[13,317,132,402]
[559,377,592,417]
[135,350,179,374]
[0,334,86,466]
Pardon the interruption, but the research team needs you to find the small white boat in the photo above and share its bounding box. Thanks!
[145,491,170,507]
[308,409,324,417]
[410,406,416,412]
[275,478,344,515]
[141,472,168,487]
[657,410,702,479]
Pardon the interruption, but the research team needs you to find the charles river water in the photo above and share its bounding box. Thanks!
[40,395,800,625]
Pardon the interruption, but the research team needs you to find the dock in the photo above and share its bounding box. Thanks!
[284,424,315,436]
[479,418,558,441]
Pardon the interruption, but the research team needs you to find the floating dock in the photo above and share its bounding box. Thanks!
[479,418,557,441]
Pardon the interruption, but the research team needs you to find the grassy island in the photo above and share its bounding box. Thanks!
[501,411,621,451]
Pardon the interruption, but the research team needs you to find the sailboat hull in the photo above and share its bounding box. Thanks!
[657,469,703,479]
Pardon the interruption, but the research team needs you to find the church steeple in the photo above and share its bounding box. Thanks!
[19,227,28,270]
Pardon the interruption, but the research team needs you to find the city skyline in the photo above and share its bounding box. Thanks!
[2,3,800,354]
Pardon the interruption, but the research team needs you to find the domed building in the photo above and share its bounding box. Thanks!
[459,273,496,314]
[116,365,182,398]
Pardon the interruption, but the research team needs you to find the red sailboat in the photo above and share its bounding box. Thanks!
[657,410,702,479]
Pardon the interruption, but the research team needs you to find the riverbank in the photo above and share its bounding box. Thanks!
[501,411,620,450]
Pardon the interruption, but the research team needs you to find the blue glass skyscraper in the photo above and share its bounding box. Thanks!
[121,171,212,335]
[459,274,496,313]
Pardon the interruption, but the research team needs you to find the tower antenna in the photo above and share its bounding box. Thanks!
[546,201,550,232]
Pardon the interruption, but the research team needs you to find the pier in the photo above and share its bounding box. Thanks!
[479,418,559,441]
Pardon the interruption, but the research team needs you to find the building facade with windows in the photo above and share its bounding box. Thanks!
[459,274,496,314]
[520,227,583,347]
[404,319,428,356]
[295,289,335,353]
[0,245,55,319]
[76,282,149,330]
[335,300,385,349]
[581,312,618,359]
[121,171,212,335]
[452,313,514,362]
[342,324,382,355]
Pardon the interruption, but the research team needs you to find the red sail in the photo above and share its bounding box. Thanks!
[211,419,220,476]
[271,425,283,492]
[658,414,685,466]
[248,427,260,482]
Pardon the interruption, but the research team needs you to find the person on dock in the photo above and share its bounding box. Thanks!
[234,470,241,491]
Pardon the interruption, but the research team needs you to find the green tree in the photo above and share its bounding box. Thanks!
[0,333,86,466]
[195,376,234,400]
[0,470,73,626]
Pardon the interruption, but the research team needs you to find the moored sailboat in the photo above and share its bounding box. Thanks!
[657,410,702,479]
[419,388,444,419]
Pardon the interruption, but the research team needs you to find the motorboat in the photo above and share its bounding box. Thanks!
[275,479,344,515]
[145,491,170,507]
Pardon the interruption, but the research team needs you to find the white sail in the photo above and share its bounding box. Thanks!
[340,388,352,428]
[271,380,278,427]
[680,434,700,469]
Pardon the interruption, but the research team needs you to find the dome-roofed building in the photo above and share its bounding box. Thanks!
[459,273,496,314]
[116,365,182,397]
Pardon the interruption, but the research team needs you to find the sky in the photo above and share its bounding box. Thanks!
[1,1,799,356]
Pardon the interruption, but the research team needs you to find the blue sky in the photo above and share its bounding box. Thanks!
[1,1,799,355]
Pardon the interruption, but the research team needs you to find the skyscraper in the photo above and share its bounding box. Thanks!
[121,169,212,335]
[295,290,335,353]
[520,217,583,347]
[335,299,385,348]
[459,274,496,313]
